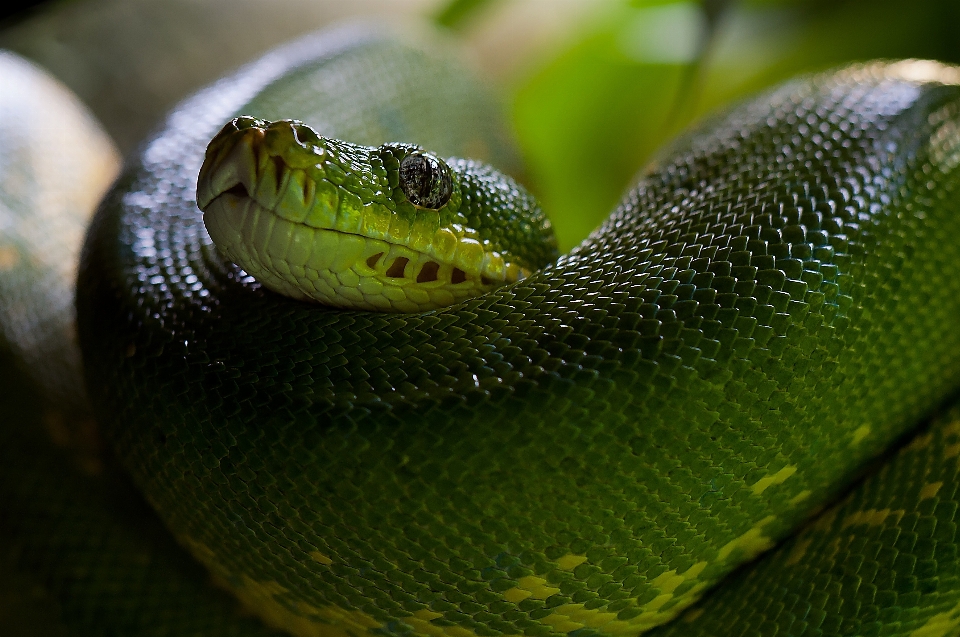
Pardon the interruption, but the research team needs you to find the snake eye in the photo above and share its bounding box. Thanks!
[399,152,452,209]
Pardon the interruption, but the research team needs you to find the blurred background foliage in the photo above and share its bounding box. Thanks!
[500,0,960,249]
[1,0,958,251]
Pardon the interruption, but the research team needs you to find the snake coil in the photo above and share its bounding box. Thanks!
[5,22,960,637]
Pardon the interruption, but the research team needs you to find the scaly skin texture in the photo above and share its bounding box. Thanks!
[0,26,523,637]
[649,404,960,637]
[77,49,960,637]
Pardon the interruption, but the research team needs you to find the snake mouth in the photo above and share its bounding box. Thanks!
[205,180,488,286]
[203,194,505,311]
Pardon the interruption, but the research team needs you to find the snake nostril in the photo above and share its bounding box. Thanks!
[481,275,493,285]
[451,267,466,284]
[417,261,440,283]
[366,252,384,269]
[386,257,409,278]
[224,183,249,198]
[292,121,321,146]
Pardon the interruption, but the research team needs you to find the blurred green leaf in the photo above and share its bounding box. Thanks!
[511,0,960,250]
[434,0,503,30]
[695,0,960,120]
[513,1,709,251]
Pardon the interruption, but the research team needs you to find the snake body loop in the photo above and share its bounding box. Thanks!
[75,26,960,637]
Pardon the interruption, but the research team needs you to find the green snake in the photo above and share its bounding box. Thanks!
[4,20,960,637]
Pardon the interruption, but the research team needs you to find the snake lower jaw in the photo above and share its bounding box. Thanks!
[204,193,511,312]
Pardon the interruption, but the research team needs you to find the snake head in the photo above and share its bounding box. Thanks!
[196,117,557,312]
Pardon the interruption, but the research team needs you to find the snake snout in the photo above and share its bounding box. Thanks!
[196,117,324,212]
[195,118,267,210]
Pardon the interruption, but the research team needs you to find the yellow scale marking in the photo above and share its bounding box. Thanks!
[909,431,935,451]
[920,481,944,500]
[184,536,530,637]
[784,538,813,567]
[850,424,872,445]
[177,474,824,637]
[716,515,777,562]
[910,602,960,637]
[514,517,786,636]
[749,465,797,496]
[504,575,560,603]
[556,553,588,570]
[534,560,711,635]
[309,551,333,566]
[840,508,905,530]
[944,437,960,459]
[403,610,521,637]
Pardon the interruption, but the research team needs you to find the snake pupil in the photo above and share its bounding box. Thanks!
[399,152,452,209]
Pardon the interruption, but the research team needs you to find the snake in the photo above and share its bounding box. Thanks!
[3,18,960,637]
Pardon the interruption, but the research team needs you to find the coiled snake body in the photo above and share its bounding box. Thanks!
[5,22,960,637]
